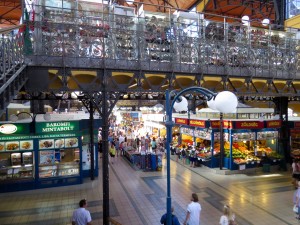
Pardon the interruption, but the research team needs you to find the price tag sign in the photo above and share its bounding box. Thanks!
[239,164,246,170]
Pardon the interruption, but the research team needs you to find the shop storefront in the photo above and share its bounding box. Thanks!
[0,119,99,192]
[174,117,283,171]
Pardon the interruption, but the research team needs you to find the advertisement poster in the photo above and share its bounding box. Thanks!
[39,150,55,165]
[65,138,78,148]
[82,144,90,170]
[20,140,33,150]
[39,139,54,149]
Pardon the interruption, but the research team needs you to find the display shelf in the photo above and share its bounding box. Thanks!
[11,153,21,166]
[0,165,34,180]
[39,165,58,178]
[39,163,79,178]
[57,163,79,176]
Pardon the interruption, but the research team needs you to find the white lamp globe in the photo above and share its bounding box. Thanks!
[262,18,270,26]
[242,15,250,26]
[214,91,238,113]
[173,96,188,112]
[207,98,218,110]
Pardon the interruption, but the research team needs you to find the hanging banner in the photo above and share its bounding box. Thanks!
[189,120,205,128]
[294,122,300,128]
[210,120,232,129]
[235,121,264,129]
[266,120,281,128]
[175,118,188,125]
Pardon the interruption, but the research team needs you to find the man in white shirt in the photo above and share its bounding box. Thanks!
[72,199,92,225]
[183,193,201,225]
[119,134,125,145]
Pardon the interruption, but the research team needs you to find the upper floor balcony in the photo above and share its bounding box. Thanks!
[18,1,300,79]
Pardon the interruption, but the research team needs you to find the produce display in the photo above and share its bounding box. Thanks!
[291,149,300,158]
[224,141,282,164]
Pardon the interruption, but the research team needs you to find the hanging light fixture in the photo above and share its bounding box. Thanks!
[126,0,134,5]
[241,15,250,26]
[262,18,270,26]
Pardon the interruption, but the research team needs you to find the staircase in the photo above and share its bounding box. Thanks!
[0,25,28,117]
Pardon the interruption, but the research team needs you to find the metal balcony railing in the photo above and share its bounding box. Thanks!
[0,25,25,82]
[21,2,300,79]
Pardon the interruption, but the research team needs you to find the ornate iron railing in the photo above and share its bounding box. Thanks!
[0,25,24,82]
[24,3,299,79]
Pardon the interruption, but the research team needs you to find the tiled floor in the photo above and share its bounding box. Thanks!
[0,155,298,225]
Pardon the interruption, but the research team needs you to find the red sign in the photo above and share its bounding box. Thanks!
[211,121,220,128]
[235,121,264,129]
[295,122,300,128]
[175,118,188,125]
[266,120,281,128]
[189,120,205,128]
[210,120,232,129]
[223,121,232,128]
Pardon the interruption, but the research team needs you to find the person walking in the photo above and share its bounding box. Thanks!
[293,181,300,219]
[292,159,300,188]
[219,205,230,225]
[71,199,92,225]
[151,137,157,153]
[160,207,180,225]
[109,142,116,164]
[219,204,236,225]
[183,193,201,225]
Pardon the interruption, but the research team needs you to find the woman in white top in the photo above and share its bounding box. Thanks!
[219,205,230,225]
[219,205,236,225]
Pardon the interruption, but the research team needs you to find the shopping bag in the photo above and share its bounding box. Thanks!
[294,205,298,213]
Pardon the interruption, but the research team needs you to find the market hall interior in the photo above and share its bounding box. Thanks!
[0,155,296,225]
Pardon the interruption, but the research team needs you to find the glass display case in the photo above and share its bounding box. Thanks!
[39,146,80,178]
[0,151,34,180]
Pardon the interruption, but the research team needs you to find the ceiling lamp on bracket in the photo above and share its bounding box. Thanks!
[262,18,270,26]
[242,15,250,26]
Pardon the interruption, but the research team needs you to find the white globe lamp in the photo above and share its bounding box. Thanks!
[214,91,238,113]
[207,98,218,110]
[173,96,188,112]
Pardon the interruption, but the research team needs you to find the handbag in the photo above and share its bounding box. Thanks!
[294,205,299,213]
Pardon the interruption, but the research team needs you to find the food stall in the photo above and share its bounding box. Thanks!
[174,116,283,171]
[0,116,99,192]
[290,121,300,159]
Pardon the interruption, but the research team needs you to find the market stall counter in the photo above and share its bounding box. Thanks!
[0,115,100,192]
[124,149,162,171]
[174,116,283,171]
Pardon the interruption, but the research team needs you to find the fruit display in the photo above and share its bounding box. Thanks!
[267,151,283,159]
[291,149,300,158]
[197,151,212,160]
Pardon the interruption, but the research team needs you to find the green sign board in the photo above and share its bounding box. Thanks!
[0,133,79,141]
[0,123,30,135]
[35,121,80,134]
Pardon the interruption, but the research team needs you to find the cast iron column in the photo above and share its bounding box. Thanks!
[165,90,172,225]
[102,90,109,225]
[219,112,224,170]
[89,100,95,180]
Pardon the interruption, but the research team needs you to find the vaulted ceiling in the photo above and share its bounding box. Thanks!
[0,0,21,27]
